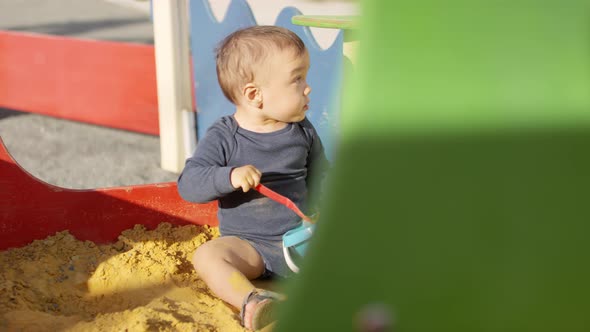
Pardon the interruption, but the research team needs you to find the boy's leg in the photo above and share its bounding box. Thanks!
[192,236,265,309]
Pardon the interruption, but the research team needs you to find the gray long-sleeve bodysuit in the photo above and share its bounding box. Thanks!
[177,115,328,276]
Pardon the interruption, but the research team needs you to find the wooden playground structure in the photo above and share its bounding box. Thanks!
[0,135,217,251]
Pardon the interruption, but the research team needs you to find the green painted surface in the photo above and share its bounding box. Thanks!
[278,1,590,331]
[292,15,359,30]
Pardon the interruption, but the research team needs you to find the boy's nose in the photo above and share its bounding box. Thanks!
[304,85,312,96]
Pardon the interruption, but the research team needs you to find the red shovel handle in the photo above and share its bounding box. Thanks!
[255,184,312,222]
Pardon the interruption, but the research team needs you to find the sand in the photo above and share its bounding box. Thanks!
[0,223,249,332]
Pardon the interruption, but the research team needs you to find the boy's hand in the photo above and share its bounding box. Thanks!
[230,165,262,192]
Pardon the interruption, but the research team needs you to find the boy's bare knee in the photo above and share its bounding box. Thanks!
[192,242,219,272]
[192,237,264,279]
[192,239,237,273]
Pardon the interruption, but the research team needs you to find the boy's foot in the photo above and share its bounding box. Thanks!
[240,288,286,330]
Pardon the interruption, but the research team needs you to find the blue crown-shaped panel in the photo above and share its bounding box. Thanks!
[189,0,344,160]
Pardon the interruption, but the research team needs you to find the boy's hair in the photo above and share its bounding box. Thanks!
[215,25,307,104]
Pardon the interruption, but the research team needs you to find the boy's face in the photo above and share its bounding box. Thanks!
[257,48,311,123]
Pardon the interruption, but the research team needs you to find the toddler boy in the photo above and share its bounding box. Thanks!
[178,25,328,330]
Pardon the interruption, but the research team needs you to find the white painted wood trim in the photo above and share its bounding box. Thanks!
[152,0,194,173]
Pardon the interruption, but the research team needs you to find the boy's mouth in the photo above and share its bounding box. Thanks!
[303,104,309,111]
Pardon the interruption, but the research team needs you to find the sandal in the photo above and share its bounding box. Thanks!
[240,288,286,330]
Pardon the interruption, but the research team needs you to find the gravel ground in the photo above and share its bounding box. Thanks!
[0,108,177,189]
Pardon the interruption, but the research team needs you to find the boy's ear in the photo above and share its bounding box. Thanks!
[242,83,263,108]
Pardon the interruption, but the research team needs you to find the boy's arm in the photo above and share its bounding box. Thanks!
[177,127,236,203]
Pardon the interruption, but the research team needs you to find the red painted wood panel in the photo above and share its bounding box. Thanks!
[0,31,160,135]
[0,136,218,250]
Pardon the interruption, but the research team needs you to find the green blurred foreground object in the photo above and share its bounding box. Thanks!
[277,0,590,331]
